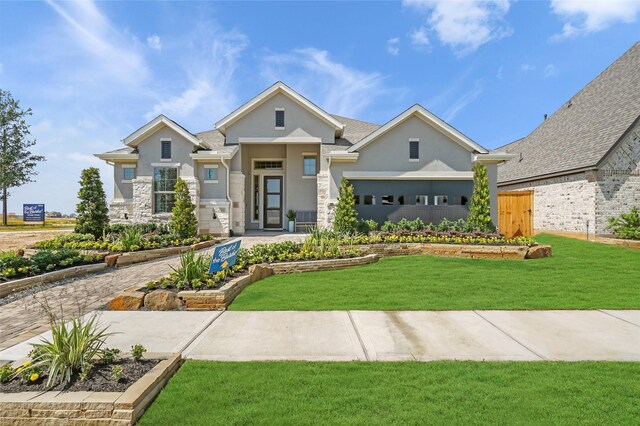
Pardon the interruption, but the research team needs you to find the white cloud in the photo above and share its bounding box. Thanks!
[45,0,148,84]
[410,27,430,46]
[550,0,640,38]
[520,63,535,72]
[544,64,558,77]
[442,80,484,121]
[496,65,503,79]
[261,48,386,117]
[145,28,249,125]
[403,0,512,55]
[387,37,400,55]
[67,152,103,165]
[147,35,162,50]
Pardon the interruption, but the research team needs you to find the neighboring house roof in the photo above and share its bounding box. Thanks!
[497,42,640,185]
[123,114,202,147]
[214,81,346,136]
[347,104,489,154]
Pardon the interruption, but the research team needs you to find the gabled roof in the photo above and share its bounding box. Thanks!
[347,104,488,154]
[497,42,640,184]
[214,81,346,136]
[123,114,201,147]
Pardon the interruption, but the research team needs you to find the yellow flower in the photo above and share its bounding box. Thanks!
[16,367,23,373]
[30,373,39,381]
[22,361,31,367]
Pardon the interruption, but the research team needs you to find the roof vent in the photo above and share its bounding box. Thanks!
[544,114,547,120]
[567,99,573,108]
[519,153,523,162]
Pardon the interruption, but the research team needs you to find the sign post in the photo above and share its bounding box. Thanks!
[23,204,45,226]
[208,239,242,274]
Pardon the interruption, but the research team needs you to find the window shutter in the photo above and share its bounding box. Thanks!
[409,141,419,160]
[275,110,285,128]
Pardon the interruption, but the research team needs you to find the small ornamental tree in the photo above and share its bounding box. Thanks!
[75,167,109,238]
[0,90,46,225]
[333,178,358,234]
[468,163,494,232]
[170,178,198,238]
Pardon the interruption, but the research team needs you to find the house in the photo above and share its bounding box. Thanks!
[96,82,512,235]
[497,42,640,236]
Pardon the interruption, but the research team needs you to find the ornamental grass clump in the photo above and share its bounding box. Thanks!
[171,250,210,287]
[29,315,113,387]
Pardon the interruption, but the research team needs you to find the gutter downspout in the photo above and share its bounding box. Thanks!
[221,157,233,237]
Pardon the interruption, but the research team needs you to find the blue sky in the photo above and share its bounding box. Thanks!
[1,0,639,214]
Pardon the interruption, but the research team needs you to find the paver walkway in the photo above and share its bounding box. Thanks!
[2,310,638,362]
[0,232,305,351]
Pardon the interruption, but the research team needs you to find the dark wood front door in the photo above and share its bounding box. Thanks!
[263,176,283,229]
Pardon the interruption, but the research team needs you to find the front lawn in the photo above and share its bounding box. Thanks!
[230,234,640,310]
[139,361,640,425]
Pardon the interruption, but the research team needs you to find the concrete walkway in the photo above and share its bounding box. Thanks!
[2,310,638,362]
[0,232,305,351]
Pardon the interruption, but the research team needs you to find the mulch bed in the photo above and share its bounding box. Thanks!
[0,359,160,393]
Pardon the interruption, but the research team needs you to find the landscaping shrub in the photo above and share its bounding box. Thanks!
[75,167,109,238]
[29,315,113,387]
[355,219,378,234]
[170,250,210,288]
[106,223,170,236]
[333,178,357,234]
[468,163,495,232]
[607,207,640,240]
[170,178,198,239]
[344,231,533,247]
[0,249,102,280]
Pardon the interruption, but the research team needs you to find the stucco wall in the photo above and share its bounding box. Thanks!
[136,127,195,178]
[197,162,228,200]
[113,163,135,200]
[225,92,336,145]
[285,144,318,213]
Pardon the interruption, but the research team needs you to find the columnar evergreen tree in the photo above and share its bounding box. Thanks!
[333,178,358,234]
[75,167,109,238]
[468,163,494,232]
[170,178,198,238]
[0,90,45,225]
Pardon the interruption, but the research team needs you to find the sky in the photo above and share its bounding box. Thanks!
[0,0,639,214]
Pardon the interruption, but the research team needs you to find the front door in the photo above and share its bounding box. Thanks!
[263,176,283,229]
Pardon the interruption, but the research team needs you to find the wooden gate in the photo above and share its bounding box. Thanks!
[498,191,533,238]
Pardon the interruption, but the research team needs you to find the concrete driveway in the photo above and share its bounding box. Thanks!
[2,310,637,362]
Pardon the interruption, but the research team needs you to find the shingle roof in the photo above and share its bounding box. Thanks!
[497,42,640,184]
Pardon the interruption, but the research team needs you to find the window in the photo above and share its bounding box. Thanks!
[204,166,218,182]
[416,195,429,205]
[253,175,259,221]
[303,155,317,176]
[123,167,135,180]
[153,167,177,213]
[364,195,375,205]
[409,139,419,161]
[275,108,285,129]
[381,195,394,205]
[354,195,360,205]
[161,140,171,160]
[435,195,448,205]
[255,161,283,170]
[398,195,405,205]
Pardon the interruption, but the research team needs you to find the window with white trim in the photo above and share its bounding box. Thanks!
[122,166,135,180]
[153,167,177,213]
[303,155,317,176]
[409,139,419,161]
[161,140,171,160]
[434,195,448,205]
[275,108,285,129]
[204,165,218,182]
[416,195,429,205]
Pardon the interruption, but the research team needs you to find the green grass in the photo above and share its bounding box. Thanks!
[230,234,640,310]
[0,217,75,232]
[139,361,640,425]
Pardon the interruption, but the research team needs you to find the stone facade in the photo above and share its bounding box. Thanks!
[316,171,331,229]
[108,199,133,223]
[229,172,245,235]
[198,199,231,236]
[499,122,640,235]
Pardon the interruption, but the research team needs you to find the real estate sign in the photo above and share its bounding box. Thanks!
[23,204,45,223]
[208,239,241,274]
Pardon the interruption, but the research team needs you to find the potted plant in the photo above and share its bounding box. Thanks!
[286,210,297,233]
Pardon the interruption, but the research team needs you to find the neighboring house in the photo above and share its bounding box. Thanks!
[96,82,512,235]
[497,42,640,236]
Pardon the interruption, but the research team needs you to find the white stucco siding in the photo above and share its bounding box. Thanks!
[224,92,336,145]
[197,162,228,200]
[135,127,196,178]
[113,163,134,200]
[285,144,318,215]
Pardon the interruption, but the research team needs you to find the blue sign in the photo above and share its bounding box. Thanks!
[208,239,242,274]
[23,204,45,222]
